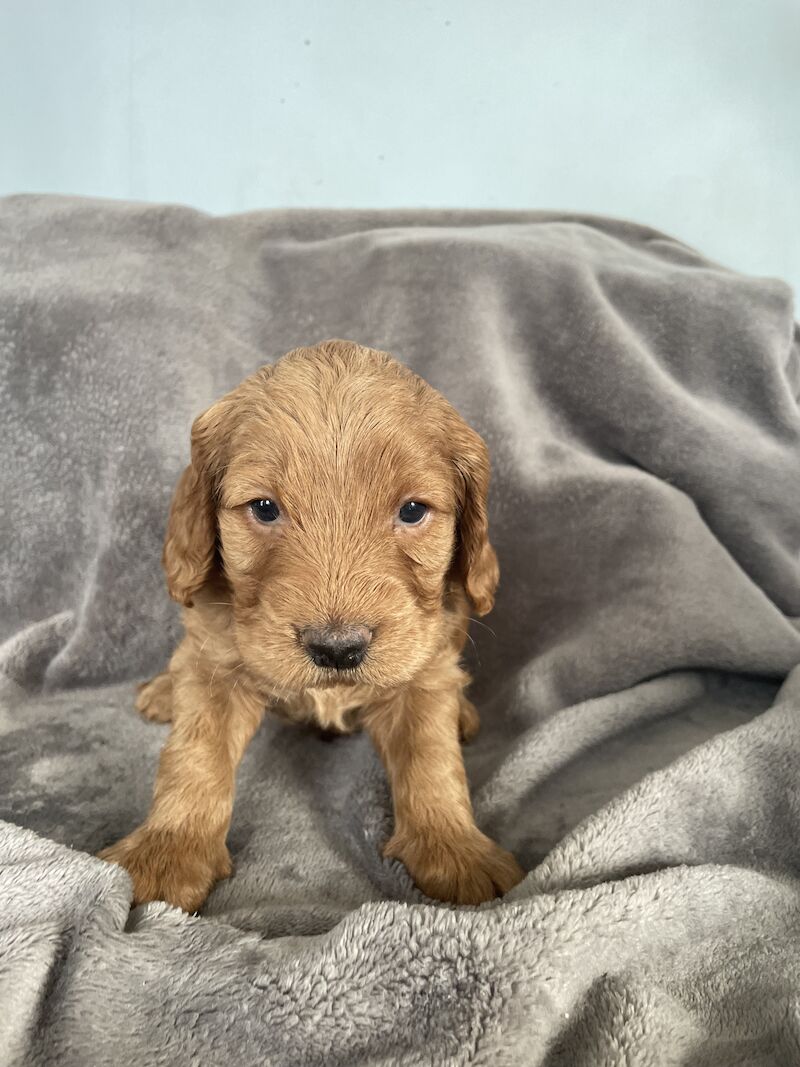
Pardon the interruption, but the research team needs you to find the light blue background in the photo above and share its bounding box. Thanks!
[2,0,798,294]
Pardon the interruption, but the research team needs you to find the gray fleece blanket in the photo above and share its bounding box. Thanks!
[1,195,800,1066]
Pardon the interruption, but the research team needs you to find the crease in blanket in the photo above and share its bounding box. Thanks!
[1,194,799,1066]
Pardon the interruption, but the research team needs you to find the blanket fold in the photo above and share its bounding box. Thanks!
[1,195,799,1065]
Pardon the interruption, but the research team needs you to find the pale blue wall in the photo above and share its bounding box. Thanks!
[2,0,798,294]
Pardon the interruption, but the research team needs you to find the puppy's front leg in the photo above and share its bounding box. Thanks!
[366,678,524,905]
[99,666,264,912]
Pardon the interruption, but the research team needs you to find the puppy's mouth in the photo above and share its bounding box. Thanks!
[309,665,365,689]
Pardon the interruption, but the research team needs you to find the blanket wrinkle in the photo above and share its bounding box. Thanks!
[1,194,799,1065]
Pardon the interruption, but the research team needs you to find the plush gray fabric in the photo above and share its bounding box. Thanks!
[1,194,799,1065]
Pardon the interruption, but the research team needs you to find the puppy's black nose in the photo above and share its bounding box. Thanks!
[301,625,372,671]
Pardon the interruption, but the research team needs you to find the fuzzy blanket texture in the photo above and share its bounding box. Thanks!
[1,195,799,1066]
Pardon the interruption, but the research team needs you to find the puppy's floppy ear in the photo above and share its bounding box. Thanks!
[449,419,500,617]
[162,401,228,607]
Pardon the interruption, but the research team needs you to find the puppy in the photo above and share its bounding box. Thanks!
[100,340,524,910]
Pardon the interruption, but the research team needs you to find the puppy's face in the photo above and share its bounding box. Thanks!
[163,341,498,693]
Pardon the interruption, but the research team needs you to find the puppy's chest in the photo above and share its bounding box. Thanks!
[269,685,374,734]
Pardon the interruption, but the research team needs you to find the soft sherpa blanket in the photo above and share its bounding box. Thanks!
[1,195,799,1066]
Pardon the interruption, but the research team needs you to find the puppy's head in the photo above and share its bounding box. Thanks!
[163,340,498,692]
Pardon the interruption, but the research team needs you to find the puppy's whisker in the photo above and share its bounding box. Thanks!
[194,632,214,669]
[220,663,246,681]
[469,618,497,639]
[453,624,481,666]
[207,662,222,693]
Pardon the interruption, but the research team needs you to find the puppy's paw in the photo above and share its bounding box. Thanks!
[384,828,524,905]
[98,827,231,912]
[458,696,481,743]
[135,672,173,724]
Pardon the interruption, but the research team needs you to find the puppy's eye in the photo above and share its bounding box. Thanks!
[250,499,281,524]
[398,501,428,525]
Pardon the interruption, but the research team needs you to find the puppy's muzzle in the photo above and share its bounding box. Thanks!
[301,625,372,671]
